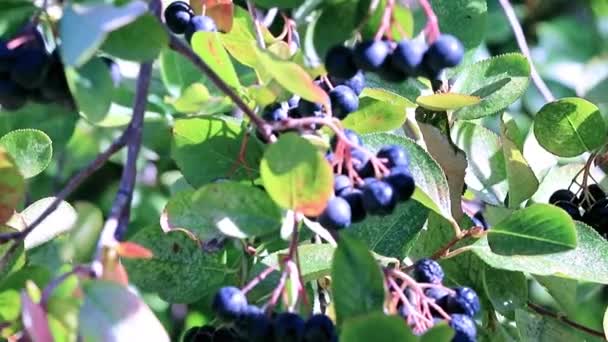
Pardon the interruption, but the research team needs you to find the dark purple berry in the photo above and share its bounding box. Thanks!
[445,287,480,317]
[331,129,361,149]
[450,314,477,342]
[185,15,217,43]
[325,45,358,79]
[413,258,444,284]
[296,99,323,117]
[304,314,335,342]
[10,48,50,89]
[361,180,396,215]
[164,1,193,34]
[340,188,366,223]
[0,78,27,111]
[334,174,352,195]
[350,149,373,178]
[391,39,427,75]
[212,286,248,320]
[353,40,390,71]
[329,85,359,119]
[377,145,409,168]
[554,201,581,221]
[263,103,288,122]
[0,41,14,72]
[377,58,407,83]
[318,197,352,230]
[423,34,464,75]
[330,71,366,96]
[274,312,305,342]
[386,165,415,201]
[548,189,577,205]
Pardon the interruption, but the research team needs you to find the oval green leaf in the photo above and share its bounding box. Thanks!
[101,14,168,62]
[65,57,114,124]
[191,32,241,89]
[260,133,333,217]
[416,93,481,111]
[533,97,606,157]
[342,98,407,134]
[487,203,577,255]
[0,147,25,224]
[0,129,52,179]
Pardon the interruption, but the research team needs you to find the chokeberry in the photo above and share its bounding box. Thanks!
[263,103,288,122]
[330,71,366,96]
[425,287,449,301]
[450,314,477,342]
[325,45,358,79]
[391,39,427,75]
[548,189,577,205]
[579,184,606,210]
[318,197,352,230]
[10,48,50,89]
[330,129,361,149]
[296,99,323,117]
[554,200,582,221]
[329,85,359,119]
[0,41,14,72]
[423,34,464,75]
[287,95,300,108]
[237,311,274,342]
[334,174,352,195]
[386,165,415,201]
[340,188,366,223]
[413,258,444,284]
[185,15,218,43]
[214,327,242,342]
[361,180,397,215]
[274,312,305,342]
[350,149,373,178]
[377,58,407,83]
[164,1,193,34]
[40,52,71,102]
[212,286,248,320]
[444,287,480,317]
[377,145,409,168]
[0,78,27,111]
[582,198,608,235]
[303,314,335,342]
[353,40,390,71]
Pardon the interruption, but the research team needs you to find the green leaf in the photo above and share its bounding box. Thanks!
[0,226,25,280]
[0,147,24,224]
[452,53,531,119]
[339,313,417,341]
[416,93,480,111]
[515,309,602,342]
[531,163,582,204]
[533,97,606,157]
[483,268,527,319]
[451,121,508,206]
[346,200,429,258]
[65,57,114,124]
[59,1,147,66]
[20,197,78,250]
[0,129,52,179]
[159,48,204,97]
[61,202,104,264]
[472,222,608,283]
[0,290,20,321]
[102,14,168,62]
[123,225,228,303]
[534,275,578,317]
[332,235,385,324]
[162,182,282,240]
[260,133,333,217]
[361,88,417,108]
[171,117,264,187]
[252,0,305,9]
[502,136,538,208]
[170,83,232,114]
[342,98,407,134]
[79,281,169,341]
[420,323,455,342]
[0,0,36,38]
[487,203,577,255]
[255,49,329,105]
[363,133,452,219]
[191,32,241,89]
[430,0,488,49]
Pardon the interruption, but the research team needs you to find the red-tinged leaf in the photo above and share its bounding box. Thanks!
[206,0,234,33]
[102,259,129,286]
[191,32,241,89]
[0,147,25,224]
[21,291,53,342]
[116,242,154,259]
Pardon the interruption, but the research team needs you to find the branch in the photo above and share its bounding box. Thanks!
[498,0,555,103]
[168,35,275,142]
[527,302,606,339]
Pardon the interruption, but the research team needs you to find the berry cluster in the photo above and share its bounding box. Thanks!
[549,184,608,236]
[164,1,218,43]
[325,34,464,85]
[186,286,337,342]
[0,32,73,111]
[399,259,479,341]
[318,130,415,230]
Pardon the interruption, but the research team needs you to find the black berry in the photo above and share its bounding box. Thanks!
[413,258,444,284]
[386,165,415,201]
[325,45,358,79]
[423,34,464,75]
[334,174,352,195]
[548,189,577,205]
[340,188,366,223]
[274,312,305,342]
[164,1,193,34]
[185,15,218,43]
[330,71,366,96]
[0,78,27,111]
[353,40,390,71]
[10,48,50,89]
[212,286,248,320]
[329,85,359,119]
[391,39,427,75]
[303,314,335,342]
[318,197,352,230]
[444,287,480,317]
[450,314,477,342]
[361,180,397,215]
[554,200,581,221]
[377,145,409,168]
[263,103,288,122]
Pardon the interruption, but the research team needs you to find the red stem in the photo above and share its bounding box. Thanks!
[418,0,440,43]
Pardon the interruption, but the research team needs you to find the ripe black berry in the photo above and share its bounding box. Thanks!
[164,1,193,34]
[386,165,415,201]
[214,327,241,342]
[331,129,361,149]
[549,189,577,205]
[303,314,335,342]
[185,15,218,43]
[274,312,305,342]
[329,85,359,119]
[377,58,408,83]
[340,188,366,223]
[423,34,464,74]
[350,149,373,178]
[413,258,444,284]
[296,99,323,117]
[579,184,606,210]
[0,78,27,111]
[391,39,427,75]
[334,174,352,195]
[212,286,248,320]
[0,41,14,72]
[10,48,50,89]
[353,40,390,71]
[361,180,397,215]
[318,197,352,230]
[377,145,409,168]
[582,198,608,235]
[554,200,581,221]
[444,287,480,317]
[330,71,366,96]
[450,314,477,342]
[325,45,358,79]
[263,103,288,122]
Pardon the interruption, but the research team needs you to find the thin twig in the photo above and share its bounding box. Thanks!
[498,0,555,103]
[246,0,266,49]
[527,301,606,339]
[168,36,274,142]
